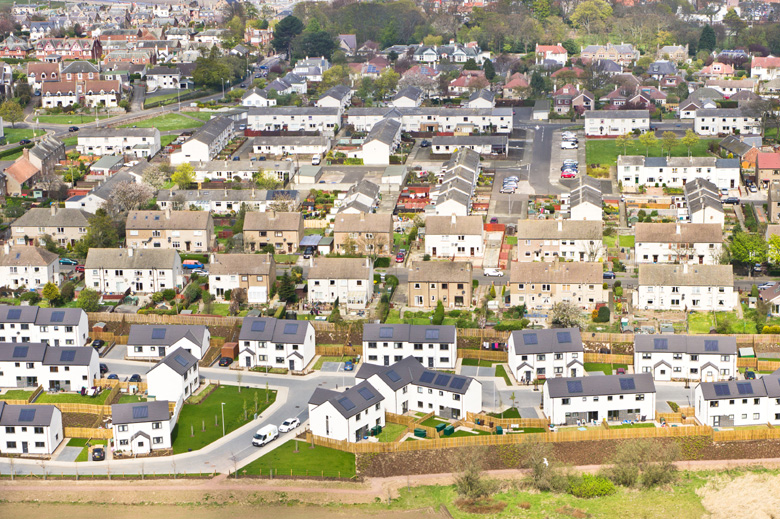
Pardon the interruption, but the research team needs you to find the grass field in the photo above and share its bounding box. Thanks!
[313,356,342,370]
[489,407,521,419]
[186,111,219,121]
[0,390,34,401]
[495,364,512,385]
[61,136,77,146]
[376,422,407,442]
[584,362,628,375]
[239,440,356,478]
[586,138,718,166]
[603,234,617,249]
[446,428,491,437]
[161,135,178,147]
[171,384,275,453]
[461,358,500,367]
[120,113,204,132]
[688,311,757,334]
[3,128,36,143]
[35,114,114,124]
[36,390,113,405]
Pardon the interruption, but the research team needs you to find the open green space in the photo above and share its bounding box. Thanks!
[161,135,178,147]
[608,422,656,430]
[206,303,232,316]
[313,356,342,370]
[688,310,758,334]
[584,362,628,375]
[489,407,521,419]
[36,390,113,405]
[0,390,33,401]
[461,358,500,367]
[117,394,147,404]
[3,128,36,144]
[495,364,511,385]
[61,136,77,146]
[239,439,356,478]
[585,138,718,166]
[120,113,204,132]
[505,236,517,245]
[35,114,114,124]
[186,111,219,122]
[376,422,407,442]
[171,384,276,454]
[603,234,616,249]
[273,254,298,264]
[421,416,449,428]
[618,235,635,248]
[446,428,491,437]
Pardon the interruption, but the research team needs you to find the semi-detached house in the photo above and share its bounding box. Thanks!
[635,264,737,312]
[209,253,276,304]
[362,323,457,369]
[584,110,650,136]
[0,342,99,390]
[126,324,210,360]
[424,214,484,260]
[408,261,472,310]
[112,400,175,455]
[516,220,604,262]
[634,335,736,382]
[0,402,63,455]
[146,348,199,409]
[694,374,780,427]
[308,257,374,309]
[507,328,584,383]
[333,212,393,256]
[125,208,214,253]
[508,261,607,311]
[243,210,303,253]
[0,244,59,289]
[0,306,88,347]
[308,379,385,443]
[634,222,723,265]
[236,317,315,371]
[11,206,89,248]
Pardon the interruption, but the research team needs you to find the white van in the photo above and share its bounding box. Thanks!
[311,154,321,165]
[252,424,279,447]
[561,141,578,150]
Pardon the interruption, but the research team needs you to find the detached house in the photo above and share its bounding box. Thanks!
[424,214,484,259]
[516,220,603,262]
[333,212,393,256]
[243,211,303,254]
[209,253,276,304]
[126,324,210,360]
[508,262,607,311]
[634,335,737,382]
[508,328,583,383]
[125,208,215,253]
[408,261,472,309]
[237,317,315,371]
[112,400,175,455]
[308,380,385,442]
[751,55,780,81]
[0,402,63,455]
[535,43,567,66]
[363,324,457,369]
[146,348,199,408]
[308,257,374,309]
[634,222,723,265]
[635,264,737,312]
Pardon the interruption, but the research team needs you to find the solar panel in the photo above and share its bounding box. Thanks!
[132,406,148,419]
[567,380,583,393]
[450,378,466,390]
[386,370,401,383]
[704,340,719,352]
[337,397,355,411]
[619,378,636,391]
[522,333,538,345]
[434,374,451,387]
[251,320,266,332]
[59,350,75,362]
[18,409,35,422]
[50,311,65,323]
[419,372,435,384]
[283,323,298,335]
[151,328,166,340]
[174,354,188,367]
[12,346,28,358]
[653,339,668,350]
[425,329,440,340]
[556,331,571,343]
[379,327,393,338]
[357,387,375,400]
[713,383,730,397]
[737,381,753,395]
[7,308,21,320]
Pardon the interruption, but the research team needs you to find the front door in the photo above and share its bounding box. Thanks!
[135,282,143,292]
[470,247,475,256]
[21,442,28,453]
[289,359,295,370]
[246,356,252,367]
[185,241,191,251]
[428,357,434,368]
[525,370,531,383]
[571,368,577,377]
[699,255,704,264]
[587,411,598,422]
[432,247,437,257]
[158,347,165,357]
[383,355,389,366]
[713,416,720,427]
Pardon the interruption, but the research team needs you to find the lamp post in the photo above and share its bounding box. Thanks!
[221,402,225,437]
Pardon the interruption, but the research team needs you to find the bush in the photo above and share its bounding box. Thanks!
[20,291,40,304]
[374,257,390,268]
[614,280,621,288]
[152,292,165,303]
[60,282,75,302]
[604,439,679,488]
[223,289,232,302]
[614,286,623,297]
[568,474,616,498]
[423,254,431,261]
[751,284,760,298]
[385,275,399,287]
[494,319,530,331]
[593,306,610,323]
[432,301,445,325]
[162,289,176,301]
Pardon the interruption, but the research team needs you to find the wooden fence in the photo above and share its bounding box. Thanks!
[385,411,417,428]
[458,349,508,361]
[64,427,113,439]
[582,353,634,365]
[50,402,112,415]
[304,219,329,229]
[94,378,148,392]
[738,358,757,368]
[655,406,697,425]
[315,345,361,357]
[88,312,243,327]
[199,337,226,367]
[466,412,549,429]
[457,329,510,340]
[712,427,780,441]
[759,360,780,372]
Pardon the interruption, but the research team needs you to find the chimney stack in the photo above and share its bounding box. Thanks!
[557,220,562,232]
[165,206,172,220]
[3,242,9,255]
[682,263,688,274]
[676,223,681,234]
[50,204,57,216]
[128,248,134,257]
[451,213,457,226]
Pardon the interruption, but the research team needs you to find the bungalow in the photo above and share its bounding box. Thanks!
[507,328,584,384]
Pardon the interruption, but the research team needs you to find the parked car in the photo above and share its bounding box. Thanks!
[563,159,578,165]
[759,282,776,290]
[395,252,405,263]
[420,140,430,147]
[720,188,729,196]
[500,186,516,194]
[99,363,108,374]
[91,447,105,461]
[107,374,119,380]
[303,246,314,259]
[490,217,499,224]
[722,197,740,205]
[92,339,105,350]
[484,268,504,277]
[560,172,576,179]
[616,368,626,375]
[279,418,300,433]
[745,370,756,380]
[75,265,85,273]
[252,424,279,446]
[749,184,758,193]
[129,374,142,383]
[182,260,204,270]
[59,258,78,265]
[19,139,31,145]
[219,357,233,367]
[504,176,519,182]
[344,360,354,371]
[561,141,578,149]
[68,126,79,132]
[603,271,616,280]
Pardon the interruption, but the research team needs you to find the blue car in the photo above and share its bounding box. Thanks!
[344,361,354,371]
[107,374,118,380]
[59,258,78,265]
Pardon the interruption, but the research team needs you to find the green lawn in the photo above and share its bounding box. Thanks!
[505,236,518,245]
[376,422,407,442]
[35,114,114,124]
[421,417,449,428]
[608,422,657,430]
[603,235,617,249]
[584,362,628,375]
[489,407,521,419]
[446,429,491,437]
[120,113,204,132]
[118,394,147,404]
[461,358,500,367]
[186,111,219,121]
[313,356,342,370]
[495,364,511,385]
[36,390,113,405]
[161,135,178,147]
[61,136,77,146]
[688,311,757,334]
[207,303,231,316]
[0,390,33,401]
[273,254,298,264]
[618,235,635,248]
[171,384,276,454]
[586,138,718,166]
[3,128,36,143]
[239,440,356,478]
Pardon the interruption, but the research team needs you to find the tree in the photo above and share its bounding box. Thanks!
[482,59,496,81]
[142,165,167,190]
[530,71,545,96]
[730,231,768,277]
[615,133,632,155]
[432,300,445,325]
[359,233,388,264]
[699,24,716,52]
[294,31,337,60]
[254,170,282,189]
[278,271,297,304]
[723,9,746,41]
[463,58,479,71]
[320,64,349,89]
[570,0,613,36]
[637,131,658,157]
[76,288,101,312]
[74,210,119,257]
[268,192,296,212]
[110,181,154,213]
[271,15,304,58]
[768,234,780,265]
[551,301,585,328]
[531,0,551,19]
[453,448,495,499]
[380,19,399,48]
[42,282,59,305]
[661,131,678,157]
[60,281,75,302]
[0,100,23,128]
[681,130,699,156]
[172,163,195,189]
[374,68,400,98]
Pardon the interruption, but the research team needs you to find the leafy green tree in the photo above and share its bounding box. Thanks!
[76,288,100,312]
[42,282,59,305]
[723,9,746,40]
[681,130,699,156]
[0,100,23,128]
[278,271,297,304]
[768,234,780,265]
[294,31,337,60]
[661,131,678,157]
[699,24,716,52]
[530,71,545,96]
[570,0,613,36]
[482,59,495,81]
[637,132,658,156]
[531,0,551,19]
[74,210,119,257]
[432,300,445,325]
[463,58,479,71]
[172,163,195,189]
[616,133,632,155]
[730,232,768,277]
[271,15,304,58]
[60,281,75,302]
[380,19,399,48]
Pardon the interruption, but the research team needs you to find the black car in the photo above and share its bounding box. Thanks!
[219,357,233,367]
[722,197,740,205]
[99,363,108,374]
[92,339,105,349]
[603,271,616,280]
[91,446,105,461]
[303,246,314,259]
[68,126,79,132]
[420,140,430,148]
[19,139,31,145]
[129,374,142,383]
[745,370,756,380]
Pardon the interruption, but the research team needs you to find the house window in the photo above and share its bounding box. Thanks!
[562,398,570,405]
[117,425,128,432]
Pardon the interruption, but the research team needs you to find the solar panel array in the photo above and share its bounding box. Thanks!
[174,354,188,367]
[251,320,266,332]
[523,333,538,345]
[338,397,355,411]
[425,329,439,340]
[283,323,298,335]
[357,387,375,400]
[50,311,65,323]
[132,406,149,419]
[379,327,393,338]
[435,374,451,387]
[737,381,753,395]
[450,378,466,390]
[386,370,401,383]
[151,328,166,340]
[556,331,571,344]
[653,339,668,350]
[59,350,75,362]
[567,380,583,393]
[12,346,28,358]
[704,340,719,352]
[419,372,435,384]
[7,308,21,320]
[713,383,730,396]
[619,378,636,391]
[18,409,35,422]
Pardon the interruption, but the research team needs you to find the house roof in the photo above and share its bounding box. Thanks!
[12,207,90,228]
[468,89,495,103]
[392,86,423,102]
[408,260,472,283]
[638,264,734,287]
[308,379,384,419]
[0,342,47,362]
[127,324,207,348]
[333,212,391,234]
[698,379,767,400]
[363,323,456,344]
[309,257,371,280]
[243,210,301,232]
[189,116,233,146]
[126,210,211,230]
[635,222,722,244]
[35,307,84,326]
[4,156,40,186]
[237,317,311,344]
[584,109,650,119]
[0,402,57,426]
[148,347,197,376]
[757,153,780,169]
[425,215,483,236]
[546,373,655,398]
[635,335,737,355]
[112,400,171,424]
[516,220,602,240]
[318,84,351,102]
[42,346,96,366]
[78,127,159,139]
[365,117,401,146]
[0,245,58,267]
[509,328,583,355]
[509,261,603,285]
[719,135,755,157]
[85,248,179,270]
[356,355,476,395]
[210,253,274,276]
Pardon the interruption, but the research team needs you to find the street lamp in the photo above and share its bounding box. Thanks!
[221,402,225,437]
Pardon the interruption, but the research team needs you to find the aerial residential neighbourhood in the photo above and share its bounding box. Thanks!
[4,1,780,518]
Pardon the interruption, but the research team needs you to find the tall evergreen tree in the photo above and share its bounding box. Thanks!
[483,59,496,81]
[699,24,716,52]
[278,271,297,303]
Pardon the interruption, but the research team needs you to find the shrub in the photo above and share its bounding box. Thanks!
[603,282,608,289]
[20,291,40,304]
[423,254,431,261]
[597,306,610,322]
[60,282,75,302]
[152,292,165,303]
[751,284,760,298]
[494,319,529,331]
[223,289,232,302]
[568,474,616,498]
[374,257,390,268]
[385,275,399,287]
[432,301,445,325]
[162,289,176,301]
[614,280,621,288]
[614,286,623,297]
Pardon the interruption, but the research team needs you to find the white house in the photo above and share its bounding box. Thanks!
[684,178,725,226]
[0,306,88,347]
[170,117,234,166]
[634,222,723,265]
[617,155,740,190]
[466,89,495,109]
[85,248,184,295]
[126,324,210,360]
[146,348,199,409]
[390,86,423,108]
[111,400,175,455]
[362,324,457,369]
[635,264,738,312]
[535,43,568,66]
[0,402,63,456]
[307,257,373,310]
[694,108,761,136]
[355,356,482,420]
[316,84,351,111]
[544,374,656,425]
[424,214,484,259]
[241,88,276,107]
[430,135,508,156]
[66,171,138,214]
[507,328,584,384]
[347,107,512,134]
[569,176,603,221]
[584,110,650,137]
[252,136,331,157]
[634,335,736,382]
[0,342,99,390]
[77,128,161,158]
[694,376,780,427]
[209,253,276,304]
[236,317,315,371]
[751,56,780,81]
[361,117,401,166]
[515,220,604,262]
[308,380,385,442]
[0,244,60,289]
[145,66,181,91]
[246,107,340,136]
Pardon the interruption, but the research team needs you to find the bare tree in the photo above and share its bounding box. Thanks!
[359,233,388,263]
[172,193,186,210]
[142,164,167,190]
[110,181,154,213]
[584,241,605,262]
[268,192,297,212]
[236,370,243,393]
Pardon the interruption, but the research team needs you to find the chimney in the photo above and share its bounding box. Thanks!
[50,204,57,216]
[128,248,134,257]
[676,223,681,234]
[451,213,457,226]
[557,220,562,232]
[268,209,276,220]
[360,212,365,222]
[3,243,9,255]
[209,253,215,264]
[683,263,688,274]
[165,206,172,219]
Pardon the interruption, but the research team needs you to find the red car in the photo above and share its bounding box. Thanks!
[560,171,577,179]
[395,253,405,263]
[75,265,85,272]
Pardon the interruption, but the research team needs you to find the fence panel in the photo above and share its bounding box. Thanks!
[466,412,549,429]
[316,345,361,357]
[385,412,417,427]
[758,360,780,372]
[738,358,758,369]
[64,427,113,439]
[712,427,780,441]
[583,353,634,365]
[458,349,508,362]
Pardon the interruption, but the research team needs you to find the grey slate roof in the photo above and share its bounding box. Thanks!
[468,89,495,103]
[190,116,233,146]
[112,400,171,424]
[35,307,84,326]
[695,108,753,118]
[698,378,768,400]
[0,342,47,362]
[308,379,384,419]
[318,84,351,102]
[85,249,179,270]
[13,208,90,229]
[365,117,401,146]
[546,373,655,398]
[635,335,737,355]
[79,127,159,139]
[0,402,57,426]
[363,323,456,344]
[127,324,208,348]
[392,86,423,102]
[356,355,476,395]
[0,305,38,323]
[638,264,734,287]
[42,346,96,366]
[149,347,198,376]
[510,328,583,355]
[238,317,311,344]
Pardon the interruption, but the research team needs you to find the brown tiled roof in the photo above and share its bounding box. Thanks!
[210,253,274,276]
[408,261,472,283]
[516,220,602,240]
[126,210,211,230]
[333,213,392,234]
[425,215,483,236]
[638,264,734,287]
[243,211,301,232]
[13,207,90,228]
[0,245,58,266]
[635,223,723,244]
[510,261,602,284]
[309,257,371,280]
[4,157,39,185]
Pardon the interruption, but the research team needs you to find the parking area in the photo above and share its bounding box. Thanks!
[319,361,346,372]
[460,366,496,377]
[319,166,386,185]
[549,129,586,191]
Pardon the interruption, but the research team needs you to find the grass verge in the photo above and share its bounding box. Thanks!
[239,440,356,478]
